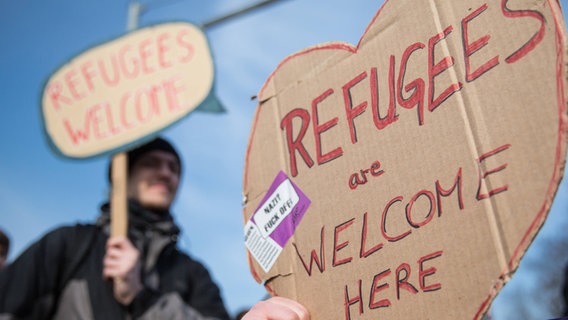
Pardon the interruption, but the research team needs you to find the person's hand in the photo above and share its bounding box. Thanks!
[103,236,143,305]
[242,296,310,320]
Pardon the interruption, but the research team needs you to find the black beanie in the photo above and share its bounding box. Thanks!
[108,137,181,183]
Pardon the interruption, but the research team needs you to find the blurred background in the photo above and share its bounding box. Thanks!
[0,0,567,318]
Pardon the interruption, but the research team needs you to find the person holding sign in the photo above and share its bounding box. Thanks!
[0,137,308,320]
[241,297,309,320]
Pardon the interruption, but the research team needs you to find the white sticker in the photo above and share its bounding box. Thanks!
[244,220,283,272]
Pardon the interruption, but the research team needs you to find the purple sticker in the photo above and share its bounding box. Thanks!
[252,171,311,247]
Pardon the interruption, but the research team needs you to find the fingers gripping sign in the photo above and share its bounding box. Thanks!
[103,236,143,305]
[242,297,310,320]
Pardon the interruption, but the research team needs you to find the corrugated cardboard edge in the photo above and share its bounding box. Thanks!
[242,44,357,285]
[242,0,392,199]
[242,0,568,316]
[242,2,392,286]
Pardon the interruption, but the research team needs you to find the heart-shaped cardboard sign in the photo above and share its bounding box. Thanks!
[243,0,567,319]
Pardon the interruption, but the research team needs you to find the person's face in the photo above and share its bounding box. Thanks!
[127,150,181,211]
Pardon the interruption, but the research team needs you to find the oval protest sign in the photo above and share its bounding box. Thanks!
[41,22,214,158]
[243,0,567,319]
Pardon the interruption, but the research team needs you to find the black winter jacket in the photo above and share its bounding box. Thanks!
[0,201,231,320]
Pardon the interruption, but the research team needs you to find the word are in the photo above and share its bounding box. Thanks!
[348,160,385,190]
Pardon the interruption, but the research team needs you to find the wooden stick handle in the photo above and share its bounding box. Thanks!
[111,152,128,237]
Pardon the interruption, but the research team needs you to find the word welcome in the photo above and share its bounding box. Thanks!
[63,74,185,144]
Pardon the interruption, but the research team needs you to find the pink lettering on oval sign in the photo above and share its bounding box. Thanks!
[42,22,215,158]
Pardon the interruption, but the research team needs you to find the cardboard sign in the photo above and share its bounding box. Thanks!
[243,1,567,319]
[41,22,215,158]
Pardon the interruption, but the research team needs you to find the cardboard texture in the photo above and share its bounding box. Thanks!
[41,22,214,158]
[243,0,568,319]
